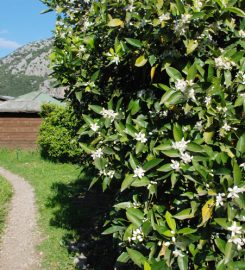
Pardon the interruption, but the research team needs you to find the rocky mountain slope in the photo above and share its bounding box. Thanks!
[0,38,64,98]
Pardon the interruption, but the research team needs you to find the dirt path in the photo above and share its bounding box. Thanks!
[0,167,41,270]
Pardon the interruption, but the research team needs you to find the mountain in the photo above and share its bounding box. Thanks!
[0,38,64,98]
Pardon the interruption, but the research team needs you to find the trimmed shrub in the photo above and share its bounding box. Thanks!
[42,0,245,269]
[38,104,82,163]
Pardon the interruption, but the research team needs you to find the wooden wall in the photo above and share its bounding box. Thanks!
[0,114,42,149]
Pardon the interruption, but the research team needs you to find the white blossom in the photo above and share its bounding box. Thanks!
[100,169,115,179]
[239,163,245,170]
[164,241,171,247]
[175,79,188,92]
[227,186,244,199]
[227,221,242,236]
[173,249,185,258]
[170,160,181,171]
[181,14,191,24]
[112,55,120,65]
[238,29,245,38]
[91,148,103,160]
[172,138,190,153]
[90,123,99,132]
[79,44,86,53]
[228,235,245,250]
[131,228,144,242]
[135,132,147,143]
[101,108,118,120]
[222,122,231,132]
[216,193,225,207]
[133,167,145,179]
[83,20,93,30]
[195,121,203,131]
[214,56,236,70]
[180,152,193,164]
[205,96,212,106]
[159,13,170,22]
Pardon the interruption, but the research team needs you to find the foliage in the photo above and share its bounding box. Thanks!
[0,176,12,236]
[42,0,245,269]
[38,104,83,163]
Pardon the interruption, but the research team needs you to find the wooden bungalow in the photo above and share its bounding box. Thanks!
[0,91,63,149]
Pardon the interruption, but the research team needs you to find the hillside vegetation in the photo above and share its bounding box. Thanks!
[0,39,64,98]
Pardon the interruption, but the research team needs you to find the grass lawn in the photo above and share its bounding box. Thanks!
[0,148,81,270]
[0,148,116,270]
[0,175,12,237]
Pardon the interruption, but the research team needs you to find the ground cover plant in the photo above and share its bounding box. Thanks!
[0,175,12,237]
[0,149,82,269]
[42,0,245,269]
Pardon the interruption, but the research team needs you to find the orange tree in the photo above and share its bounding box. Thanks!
[42,0,245,269]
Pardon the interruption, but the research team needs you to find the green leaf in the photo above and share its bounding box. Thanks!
[143,159,163,171]
[177,227,197,235]
[233,159,242,185]
[144,262,151,270]
[125,38,142,48]
[215,238,226,254]
[121,174,134,191]
[214,218,228,229]
[225,7,245,17]
[102,226,124,235]
[131,177,150,187]
[82,114,94,125]
[135,55,148,67]
[175,0,185,14]
[162,149,180,158]
[173,123,183,141]
[89,105,103,114]
[174,208,194,220]
[126,208,144,227]
[177,255,188,270]
[149,55,157,66]
[108,18,124,27]
[117,252,129,263]
[184,39,198,55]
[114,202,132,209]
[129,154,138,170]
[165,211,176,231]
[224,242,235,264]
[125,124,137,137]
[166,67,182,80]
[236,133,245,153]
[126,248,146,267]
[187,142,204,153]
[157,163,172,172]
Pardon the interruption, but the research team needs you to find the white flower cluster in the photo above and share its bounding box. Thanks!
[227,222,245,250]
[227,186,244,199]
[128,228,144,242]
[90,123,99,132]
[174,14,192,35]
[135,132,147,143]
[101,108,118,120]
[214,56,236,70]
[172,138,193,166]
[238,29,245,38]
[91,148,103,160]
[133,167,145,178]
[99,169,115,179]
[159,13,170,22]
[175,79,196,101]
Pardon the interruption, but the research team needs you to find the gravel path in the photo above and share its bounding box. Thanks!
[0,167,41,270]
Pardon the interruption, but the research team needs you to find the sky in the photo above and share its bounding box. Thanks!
[0,0,56,57]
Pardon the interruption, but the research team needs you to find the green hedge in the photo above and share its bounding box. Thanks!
[38,104,82,163]
[42,0,245,269]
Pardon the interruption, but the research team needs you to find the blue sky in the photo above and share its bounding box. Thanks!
[0,0,56,57]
